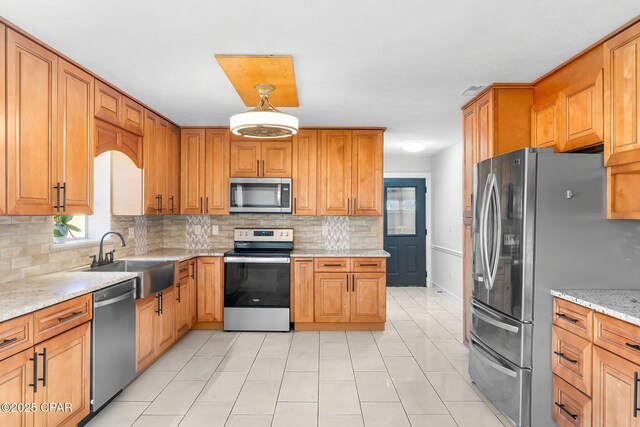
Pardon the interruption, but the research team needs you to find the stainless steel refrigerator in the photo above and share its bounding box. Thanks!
[468,148,640,427]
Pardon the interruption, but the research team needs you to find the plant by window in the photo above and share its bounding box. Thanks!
[53,215,82,243]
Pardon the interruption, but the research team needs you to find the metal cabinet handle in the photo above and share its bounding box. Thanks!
[352,274,355,292]
[346,274,349,292]
[262,160,265,176]
[60,183,67,211]
[359,264,378,267]
[295,259,313,263]
[627,343,640,352]
[555,313,579,324]
[39,348,47,386]
[190,261,195,278]
[257,160,260,176]
[53,183,61,212]
[170,196,175,213]
[353,198,357,215]
[29,350,38,392]
[200,197,203,214]
[58,311,84,323]
[323,264,343,267]
[554,351,578,365]
[555,403,578,420]
[205,197,209,213]
[294,197,297,214]
[634,372,639,417]
[155,293,162,315]
[0,337,18,348]
[176,285,181,303]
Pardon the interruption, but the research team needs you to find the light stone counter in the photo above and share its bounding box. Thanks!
[551,289,640,327]
[290,249,390,257]
[123,248,232,262]
[0,271,137,323]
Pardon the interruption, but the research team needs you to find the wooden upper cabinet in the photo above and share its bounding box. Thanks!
[204,129,230,215]
[143,110,159,214]
[168,125,180,214]
[314,273,350,323]
[0,25,5,216]
[6,29,58,215]
[318,130,352,216]
[593,346,640,427]
[476,92,494,161]
[351,273,386,322]
[532,99,558,149]
[57,59,94,215]
[292,130,318,216]
[155,118,170,212]
[462,105,475,216]
[121,97,145,136]
[197,257,223,323]
[557,71,604,152]
[604,22,640,167]
[230,140,260,177]
[94,80,121,127]
[261,141,292,177]
[352,130,383,216]
[0,349,34,427]
[180,129,205,214]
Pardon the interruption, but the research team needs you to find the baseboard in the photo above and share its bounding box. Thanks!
[294,322,385,331]
[430,281,463,302]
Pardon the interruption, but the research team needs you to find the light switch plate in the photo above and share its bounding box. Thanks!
[211,225,219,235]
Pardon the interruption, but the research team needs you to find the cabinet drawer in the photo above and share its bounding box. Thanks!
[552,325,592,396]
[34,294,92,344]
[0,314,34,361]
[314,258,349,272]
[594,312,640,366]
[177,260,191,280]
[552,375,592,427]
[553,298,593,340]
[350,258,386,272]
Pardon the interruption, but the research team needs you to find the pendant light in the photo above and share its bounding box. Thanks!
[230,84,299,138]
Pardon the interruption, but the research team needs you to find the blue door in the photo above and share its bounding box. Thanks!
[383,178,427,286]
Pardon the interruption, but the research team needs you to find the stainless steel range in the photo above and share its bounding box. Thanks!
[223,228,293,332]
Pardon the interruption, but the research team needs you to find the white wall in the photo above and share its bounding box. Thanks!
[429,142,463,299]
[385,152,431,173]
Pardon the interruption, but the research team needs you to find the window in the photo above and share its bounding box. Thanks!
[386,187,417,235]
[53,215,87,242]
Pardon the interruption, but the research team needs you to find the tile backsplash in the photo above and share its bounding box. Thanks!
[0,214,379,285]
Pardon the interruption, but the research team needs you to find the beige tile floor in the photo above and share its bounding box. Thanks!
[88,287,512,427]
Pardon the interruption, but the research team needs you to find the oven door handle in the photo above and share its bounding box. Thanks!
[224,257,291,264]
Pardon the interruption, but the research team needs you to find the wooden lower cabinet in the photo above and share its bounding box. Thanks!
[135,295,156,371]
[155,288,175,355]
[196,257,223,323]
[292,259,314,323]
[189,259,197,327]
[350,273,385,323]
[314,273,350,323]
[175,278,190,338]
[34,322,91,427]
[553,375,592,427]
[593,346,640,427]
[0,349,35,427]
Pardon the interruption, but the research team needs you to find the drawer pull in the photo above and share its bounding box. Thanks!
[627,343,640,352]
[555,402,578,420]
[359,263,379,267]
[58,311,84,323]
[322,264,344,267]
[0,337,18,348]
[555,312,579,324]
[554,351,578,364]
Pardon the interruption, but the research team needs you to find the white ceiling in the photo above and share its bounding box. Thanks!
[1,1,639,157]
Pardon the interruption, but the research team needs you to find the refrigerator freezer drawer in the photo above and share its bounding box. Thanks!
[470,333,532,427]
[470,299,533,368]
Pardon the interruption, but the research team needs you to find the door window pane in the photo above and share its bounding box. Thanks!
[387,187,416,235]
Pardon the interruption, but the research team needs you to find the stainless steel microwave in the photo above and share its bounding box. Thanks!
[229,178,292,213]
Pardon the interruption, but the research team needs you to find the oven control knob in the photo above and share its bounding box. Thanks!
[285,232,289,237]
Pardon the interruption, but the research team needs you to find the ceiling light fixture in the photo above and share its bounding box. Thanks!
[230,84,299,138]
[402,141,428,153]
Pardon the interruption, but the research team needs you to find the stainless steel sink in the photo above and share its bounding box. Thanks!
[84,260,175,299]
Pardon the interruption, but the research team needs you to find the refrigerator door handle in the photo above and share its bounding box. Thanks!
[471,338,518,378]
[480,174,493,290]
[471,301,519,334]
[488,175,502,290]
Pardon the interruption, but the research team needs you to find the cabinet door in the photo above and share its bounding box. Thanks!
[352,130,383,216]
[462,105,475,215]
[292,259,314,323]
[121,97,144,136]
[189,260,197,327]
[180,129,205,214]
[351,273,385,323]
[155,118,170,212]
[593,346,640,427]
[318,130,352,215]
[135,295,155,372]
[6,29,58,215]
[175,281,190,338]
[155,288,175,355]
[143,110,158,214]
[0,25,6,215]
[604,23,640,167]
[558,71,604,152]
[292,130,317,215]
[476,92,494,161]
[532,99,559,149]
[94,80,121,126]
[33,322,90,427]
[204,129,230,214]
[168,124,181,214]
[314,273,350,323]
[57,59,94,215]
[230,140,260,177]
[0,349,35,427]
[261,140,292,177]
[197,257,224,323]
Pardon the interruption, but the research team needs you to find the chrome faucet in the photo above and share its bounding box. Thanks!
[90,232,127,267]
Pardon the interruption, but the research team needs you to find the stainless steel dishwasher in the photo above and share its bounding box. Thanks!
[92,279,136,412]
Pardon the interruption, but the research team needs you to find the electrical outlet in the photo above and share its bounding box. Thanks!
[128,227,134,239]
[211,225,219,235]
[322,225,329,237]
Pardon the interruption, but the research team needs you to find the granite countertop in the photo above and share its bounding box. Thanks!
[0,271,138,323]
[290,249,390,257]
[551,289,640,327]
[124,248,232,262]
